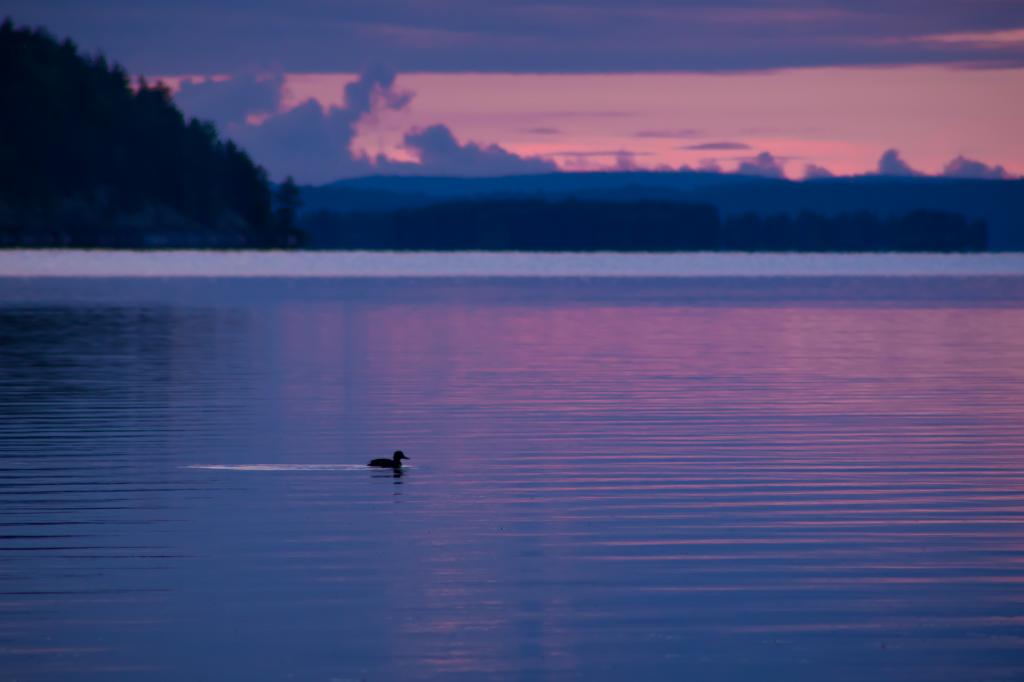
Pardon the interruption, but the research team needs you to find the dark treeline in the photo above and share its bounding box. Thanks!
[301,199,987,252]
[0,20,299,248]
[721,210,986,252]
[306,200,720,251]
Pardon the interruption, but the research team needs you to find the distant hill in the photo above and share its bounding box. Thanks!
[300,173,1024,250]
[0,20,298,248]
[300,171,769,213]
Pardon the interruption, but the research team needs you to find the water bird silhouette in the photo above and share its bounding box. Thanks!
[368,450,409,469]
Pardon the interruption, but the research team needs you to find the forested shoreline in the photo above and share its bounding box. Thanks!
[301,200,987,252]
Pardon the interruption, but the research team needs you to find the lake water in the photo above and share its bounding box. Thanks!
[2,256,1024,680]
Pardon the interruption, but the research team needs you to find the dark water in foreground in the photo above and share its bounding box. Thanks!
[2,277,1024,681]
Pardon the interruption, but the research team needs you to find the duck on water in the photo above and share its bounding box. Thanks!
[368,450,409,469]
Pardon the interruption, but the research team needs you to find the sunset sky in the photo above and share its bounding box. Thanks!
[7,1,1024,182]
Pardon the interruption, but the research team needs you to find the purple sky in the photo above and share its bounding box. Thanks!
[6,1,1023,181]
[8,1,1024,72]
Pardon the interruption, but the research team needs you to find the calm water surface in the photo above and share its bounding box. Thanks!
[1,276,1024,680]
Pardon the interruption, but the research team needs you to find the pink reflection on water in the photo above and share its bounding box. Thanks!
[265,281,1024,677]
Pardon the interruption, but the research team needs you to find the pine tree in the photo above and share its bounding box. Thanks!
[275,176,301,232]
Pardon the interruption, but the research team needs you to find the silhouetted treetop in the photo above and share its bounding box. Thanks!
[275,176,302,234]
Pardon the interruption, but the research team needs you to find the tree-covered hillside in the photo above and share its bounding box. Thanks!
[0,19,299,248]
